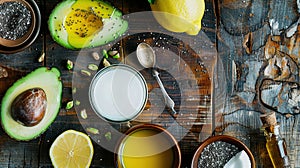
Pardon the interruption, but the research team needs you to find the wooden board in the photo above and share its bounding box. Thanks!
[0,0,299,167]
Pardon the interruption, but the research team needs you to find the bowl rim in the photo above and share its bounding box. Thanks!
[114,123,181,168]
[191,135,256,168]
[0,0,41,54]
[0,0,36,47]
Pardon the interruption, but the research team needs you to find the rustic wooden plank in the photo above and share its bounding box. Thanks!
[216,0,300,167]
[0,0,45,167]
[0,0,220,167]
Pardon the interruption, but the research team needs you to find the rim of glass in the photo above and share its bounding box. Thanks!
[88,64,148,123]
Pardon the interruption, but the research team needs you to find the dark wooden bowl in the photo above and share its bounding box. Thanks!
[0,0,40,53]
[0,0,36,47]
[191,135,256,168]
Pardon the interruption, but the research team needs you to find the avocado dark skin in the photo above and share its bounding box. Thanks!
[11,88,47,127]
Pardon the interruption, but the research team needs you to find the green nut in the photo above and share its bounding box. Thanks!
[105,132,112,141]
[88,64,99,71]
[86,127,99,135]
[102,49,108,58]
[80,109,87,119]
[66,101,73,110]
[67,60,73,70]
[81,70,91,76]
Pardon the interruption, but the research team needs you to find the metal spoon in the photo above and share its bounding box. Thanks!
[136,43,177,115]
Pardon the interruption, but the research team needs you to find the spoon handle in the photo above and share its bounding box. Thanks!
[152,69,177,115]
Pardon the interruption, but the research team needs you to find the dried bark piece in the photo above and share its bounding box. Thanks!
[260,112,277,126]
[0,66,8,78]
[243,32,253,54]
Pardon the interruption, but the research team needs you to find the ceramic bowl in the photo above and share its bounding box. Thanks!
[191,135,256,168]
[115,124,181,168]
[0,0,41,53]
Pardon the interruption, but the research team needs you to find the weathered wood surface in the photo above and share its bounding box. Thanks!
[216,0,300,168]
[0,0,299,167]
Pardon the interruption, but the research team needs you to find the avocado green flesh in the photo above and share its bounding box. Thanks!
[48,0,75,49]
[1,67,62,141]
[48,0,128,49]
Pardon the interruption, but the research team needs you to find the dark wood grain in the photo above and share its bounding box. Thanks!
[0,0,299,167]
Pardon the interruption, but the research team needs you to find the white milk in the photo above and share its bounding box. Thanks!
[89,65,148,122]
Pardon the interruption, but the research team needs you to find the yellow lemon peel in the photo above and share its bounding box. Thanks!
[150,0,205,35]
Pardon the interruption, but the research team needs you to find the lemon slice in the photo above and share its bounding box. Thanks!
[49,130,94,168]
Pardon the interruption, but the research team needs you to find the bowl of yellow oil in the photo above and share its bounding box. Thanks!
[115,124,181,168]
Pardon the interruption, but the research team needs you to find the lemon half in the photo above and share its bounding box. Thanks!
[49,130,94,168]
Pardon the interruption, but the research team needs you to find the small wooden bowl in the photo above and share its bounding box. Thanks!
[191,135,256,168]
[115,124,181,168]
[0,0,36,48]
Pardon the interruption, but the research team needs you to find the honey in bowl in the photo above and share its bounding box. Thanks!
[116,124,181,168]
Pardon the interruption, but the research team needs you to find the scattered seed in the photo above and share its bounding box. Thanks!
[80,109,87,119]
[81,69,91,76]
[38,52,45,62]
[66,101,74,110]
[0,1,32,40]
[105,132,112,141]
[87,127,99,134]
[0,66,8,78]
[88,64,98,71]
[197,141,240,168]
[103,58,111,67]
[67,60,73,70]
[92,51,100,60]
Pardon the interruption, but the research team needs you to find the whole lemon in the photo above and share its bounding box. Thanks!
[150,0,205,35]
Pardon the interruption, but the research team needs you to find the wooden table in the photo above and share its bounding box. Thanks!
[0,0,299,167]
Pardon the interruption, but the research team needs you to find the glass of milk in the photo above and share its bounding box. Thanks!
[89,64,148,122]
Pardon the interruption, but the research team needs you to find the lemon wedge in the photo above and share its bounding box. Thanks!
[49,130,94,168]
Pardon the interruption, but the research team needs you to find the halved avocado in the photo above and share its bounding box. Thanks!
[48,0,128,49]
[1,67,62,141]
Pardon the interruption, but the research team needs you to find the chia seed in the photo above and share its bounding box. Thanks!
[0,1,32,40]
[198,141,240,168]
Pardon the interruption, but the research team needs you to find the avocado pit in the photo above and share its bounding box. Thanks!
[11,88,47,127]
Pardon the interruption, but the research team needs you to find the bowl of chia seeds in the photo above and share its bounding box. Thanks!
[0,0,40,53]
[191,135,255,168]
